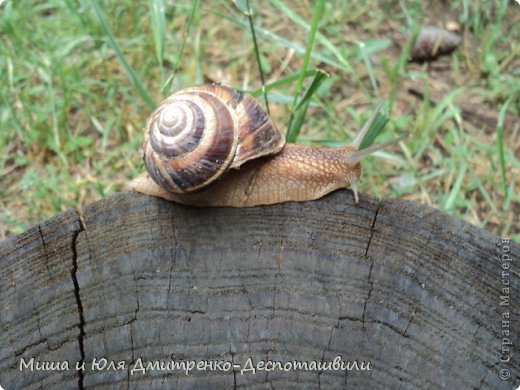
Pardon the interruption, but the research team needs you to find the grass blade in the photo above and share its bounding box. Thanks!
[359,111,389,150]
[270,0,353,72]
[294,69,329,112]
[148,0,166,69]
[162,0,199,95]
[496,96,511,202]
[286,0,325,140]
[238,0,270,113]
[287,68,329,142]
[443,162,467,211]
[358,41,378,93]
[90,0,154,109]
[232,0,248,13]
[249,69,316,97]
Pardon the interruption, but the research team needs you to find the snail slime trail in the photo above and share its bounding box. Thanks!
[128,84,407,207]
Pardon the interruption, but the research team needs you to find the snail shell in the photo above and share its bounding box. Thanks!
[142,84,285,193]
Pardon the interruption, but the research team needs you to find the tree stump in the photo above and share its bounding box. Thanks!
[0,191,518,389]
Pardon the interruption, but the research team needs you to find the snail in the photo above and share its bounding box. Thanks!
[128,84,406,207]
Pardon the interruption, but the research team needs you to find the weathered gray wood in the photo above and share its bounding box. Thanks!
[0,191,518,389]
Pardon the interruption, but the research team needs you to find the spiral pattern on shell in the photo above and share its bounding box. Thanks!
[142,84,285,193]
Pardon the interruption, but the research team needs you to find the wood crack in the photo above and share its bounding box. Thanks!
[37,224,54,283]
[167,213,178,296]
[318,318,339,383]
[362,200,381,330]
[70,210,86,390]
[364,200,382,257]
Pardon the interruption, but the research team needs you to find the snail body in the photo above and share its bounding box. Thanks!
[129,84,405,207]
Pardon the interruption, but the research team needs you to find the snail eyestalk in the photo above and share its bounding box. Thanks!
[351,181,359,204]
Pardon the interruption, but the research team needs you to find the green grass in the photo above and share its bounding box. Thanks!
[0,0,519,242]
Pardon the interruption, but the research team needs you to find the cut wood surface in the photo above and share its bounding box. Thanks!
[0,191,518,389]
